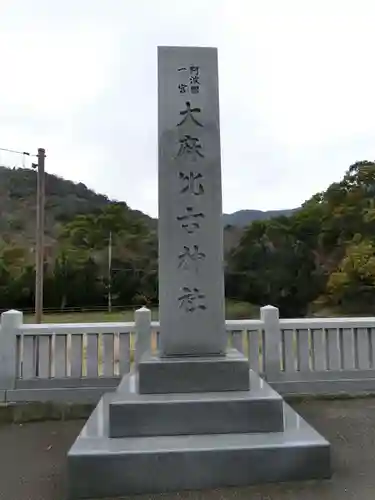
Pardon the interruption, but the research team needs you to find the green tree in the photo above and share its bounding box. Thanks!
[326,239,375,313]
[226,217,324,317]
[0,244,34,310]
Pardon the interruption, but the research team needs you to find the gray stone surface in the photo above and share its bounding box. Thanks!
[138,349,250,393]
[109,370,283,437]
[271,378,375,396]
[1,398,374,500]
[67,393,330,499]
[6,387,113,403]
[15,376,120,389]
[158,46,226,356]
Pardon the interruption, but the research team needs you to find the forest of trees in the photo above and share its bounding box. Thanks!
[0,202,158,311]
[1,161,375,317]
[226,161,375,316]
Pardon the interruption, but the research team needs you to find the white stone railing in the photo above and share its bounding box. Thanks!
[1,305,375,402]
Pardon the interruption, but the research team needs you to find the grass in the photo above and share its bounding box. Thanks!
[23,301,258,324]
[23,309,157,324]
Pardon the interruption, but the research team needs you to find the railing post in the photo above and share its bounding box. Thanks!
[261,305,281,380]
[0,310,23,391]
[134,307,152,367]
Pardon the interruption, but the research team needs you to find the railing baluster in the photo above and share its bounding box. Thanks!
[16,335,22,378]
[71,335,83,378]
[119,333,131,375]
[102,333,114,377]
[113,333,120,376]
[38,335,51,378]
[356,327,370,369]
[296,329,310,371]
[86,334,99,377]
[341,328,355,370]
[23,336,36,379]
[282,329,295,372]
[326,328,340,370]
[54,334,67,378]
[311,328,326,371]
[370,328,375,369]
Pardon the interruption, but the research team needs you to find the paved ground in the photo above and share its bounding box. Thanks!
[1,398,375,500]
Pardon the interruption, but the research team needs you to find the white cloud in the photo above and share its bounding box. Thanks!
[1,0,375,216]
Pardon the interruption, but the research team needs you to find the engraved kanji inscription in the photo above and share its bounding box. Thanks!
[176,206,204,234]
[177,101,203,127]
[177,66,200,94]
[178,286,206,312]
[189,74,200,85]
[178,245,206,271]
[178,83,188,94]
[179,171,204,195]
[177,135,204,160]
[189,65,200,93]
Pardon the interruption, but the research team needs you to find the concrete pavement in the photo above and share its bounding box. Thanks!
[1,398,375,499]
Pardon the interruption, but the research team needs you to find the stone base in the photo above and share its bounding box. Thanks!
[138,349,250,394]
[67,372,331,499]
[109,370,284,437]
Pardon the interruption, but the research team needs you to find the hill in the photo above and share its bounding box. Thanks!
[0,166,295,251]
[223,208,298,228]
[0,166,155,248]
[0,166,159,310]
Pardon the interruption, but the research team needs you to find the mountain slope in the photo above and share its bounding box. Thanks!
[0,166,297,254]
[223,208,298,228]
[0,166,155,247]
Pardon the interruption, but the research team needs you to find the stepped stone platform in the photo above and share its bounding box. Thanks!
[109,369,283,437]
[67,361,331,499]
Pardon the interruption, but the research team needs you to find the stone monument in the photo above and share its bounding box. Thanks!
[67,47,331,499]
[158,46,226,357]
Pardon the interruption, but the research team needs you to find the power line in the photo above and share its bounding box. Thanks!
[0,147,36,156]
[0,147,40,170]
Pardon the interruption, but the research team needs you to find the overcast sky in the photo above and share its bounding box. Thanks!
[1,0,375,217]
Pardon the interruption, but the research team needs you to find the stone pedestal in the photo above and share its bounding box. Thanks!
[138,349,250,394]
[67,369,331,499]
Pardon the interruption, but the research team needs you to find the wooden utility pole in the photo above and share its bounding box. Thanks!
[34,148,45,323]
[108,231,112,312]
